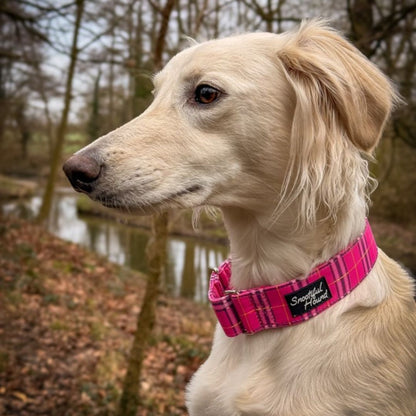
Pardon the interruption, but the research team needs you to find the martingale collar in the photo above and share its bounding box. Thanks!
[209,219,378,337]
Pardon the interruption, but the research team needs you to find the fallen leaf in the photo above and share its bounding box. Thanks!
[12,391,28,402]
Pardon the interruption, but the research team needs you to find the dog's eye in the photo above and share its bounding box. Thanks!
[194,84,221,104]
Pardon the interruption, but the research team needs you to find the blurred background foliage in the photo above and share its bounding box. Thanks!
[0,0,415,224]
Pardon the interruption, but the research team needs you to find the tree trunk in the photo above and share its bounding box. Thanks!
[107,29,116,132]
[116,1,175,415]
[117,213,169,416]
[153,0,175,69]
[132,0,144,116]
[87,69,101,143]
[0,67,6,148]
[36,0,85,224]
[347,0,374,57]
[35,63,55,159]
[15,101,30,159]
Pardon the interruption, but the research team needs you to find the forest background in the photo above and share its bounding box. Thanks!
[0,0,415,415]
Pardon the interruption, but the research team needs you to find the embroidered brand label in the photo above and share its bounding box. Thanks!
[285,277,332,317]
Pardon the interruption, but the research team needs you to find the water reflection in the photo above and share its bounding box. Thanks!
[3,189,228,303]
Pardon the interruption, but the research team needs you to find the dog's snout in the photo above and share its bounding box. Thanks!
[63,154,101,193]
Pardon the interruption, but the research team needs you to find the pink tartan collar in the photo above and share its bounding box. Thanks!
[209,219,378,337]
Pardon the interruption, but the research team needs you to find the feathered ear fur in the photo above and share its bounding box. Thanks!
[278,20,397,152]
[274,21,399,228]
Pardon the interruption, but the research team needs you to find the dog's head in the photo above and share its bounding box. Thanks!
[63,21,397,225]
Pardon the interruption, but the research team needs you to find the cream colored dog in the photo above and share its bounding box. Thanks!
[63,21,416,416]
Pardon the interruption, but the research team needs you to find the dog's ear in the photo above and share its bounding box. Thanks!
[273,21,400,229]
[277,21,398,153]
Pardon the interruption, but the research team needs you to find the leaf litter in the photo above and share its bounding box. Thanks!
[0,214,215,415]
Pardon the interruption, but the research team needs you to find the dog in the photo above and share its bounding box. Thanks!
[63,21,416,416]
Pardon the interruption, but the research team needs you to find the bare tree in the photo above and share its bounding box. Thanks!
[14,99,32,159]
[37,0,85,224]
[86,69,102,143]
[240,0,297,32]
[0,0,47,149]
[117,2,175,415]
[347,0,416,148]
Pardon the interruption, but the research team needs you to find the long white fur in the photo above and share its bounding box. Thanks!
[74,21,416,416]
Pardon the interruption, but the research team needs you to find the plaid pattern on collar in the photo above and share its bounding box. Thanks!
[209,219,378,337]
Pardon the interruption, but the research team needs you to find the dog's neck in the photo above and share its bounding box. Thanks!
[221,205,367,290]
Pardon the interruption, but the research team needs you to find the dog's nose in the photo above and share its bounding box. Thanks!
[63,154,101,193]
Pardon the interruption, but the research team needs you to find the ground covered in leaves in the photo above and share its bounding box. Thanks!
[0,214,215,416]
[0,211,414,416]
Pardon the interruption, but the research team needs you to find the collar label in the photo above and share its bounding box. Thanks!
[285,277,332,317]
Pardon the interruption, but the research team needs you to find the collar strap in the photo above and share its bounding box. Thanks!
[209,219,378,337]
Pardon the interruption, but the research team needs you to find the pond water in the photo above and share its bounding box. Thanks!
[2,188,228,303]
